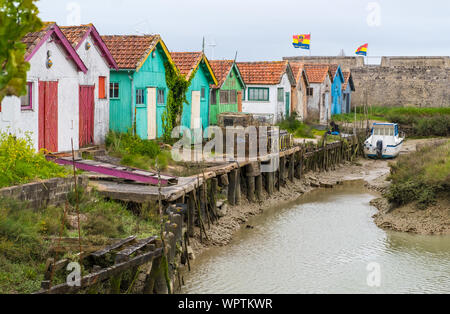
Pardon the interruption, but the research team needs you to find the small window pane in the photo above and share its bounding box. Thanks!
[277,88,284,102]
[201,87,206,99]
[21,82,32,109]
[136,89,144,104]
[157,89,165,104]
[110,83,119,99]
[220,90,229,104]
[230,90,237,104]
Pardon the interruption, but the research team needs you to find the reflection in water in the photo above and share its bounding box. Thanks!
[181,182,450,294]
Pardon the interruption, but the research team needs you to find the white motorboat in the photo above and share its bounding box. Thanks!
[364,123,404,159]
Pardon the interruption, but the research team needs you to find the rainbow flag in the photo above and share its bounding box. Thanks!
[355,43,368,56]
[293,34,310,50]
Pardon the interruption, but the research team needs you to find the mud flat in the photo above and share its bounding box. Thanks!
[188,157,391,256]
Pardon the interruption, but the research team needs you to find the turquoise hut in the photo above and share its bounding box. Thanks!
[329,64,345,116]
[102,35,176,139]
[170,52,218,132]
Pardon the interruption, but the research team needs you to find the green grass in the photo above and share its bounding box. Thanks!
[333,106,450,137]
[385,140,450,209]
[278,114,315,139]
[0,191,161,294]
[0,132,69,188]
[105,130,173,171]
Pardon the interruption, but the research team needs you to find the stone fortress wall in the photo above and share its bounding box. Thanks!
[283,56,450,108]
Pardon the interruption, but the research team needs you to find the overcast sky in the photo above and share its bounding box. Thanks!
[37,0,450,62]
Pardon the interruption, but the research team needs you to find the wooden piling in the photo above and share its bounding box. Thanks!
[228,169,237,206]
[255,175,263,201]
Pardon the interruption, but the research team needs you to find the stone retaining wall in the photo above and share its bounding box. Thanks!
[0,176,89,209]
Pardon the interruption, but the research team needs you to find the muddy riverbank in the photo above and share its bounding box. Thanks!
[188,156,390,257]
[187,138,448,259]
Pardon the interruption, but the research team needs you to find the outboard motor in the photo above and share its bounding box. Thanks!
[376,140,383,159]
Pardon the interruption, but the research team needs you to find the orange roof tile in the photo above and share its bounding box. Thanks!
[304,64,331,84]
[22,23,55,59]
[170,52,203,79]
[290,62,306,84]
[102,35,161,69]
[60,25,91,47]
[209,60,234,88]
[236,61,289,85]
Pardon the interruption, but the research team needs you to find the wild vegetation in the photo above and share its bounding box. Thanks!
[333,106,450,137]
[385,140,450,209]
[0,0,42,102]
[0,132,69,188]
[278,114,315,139]
[0,190,161,294]
[105,130,173,171]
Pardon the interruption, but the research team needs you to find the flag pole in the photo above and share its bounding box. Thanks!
[309,32,312,57]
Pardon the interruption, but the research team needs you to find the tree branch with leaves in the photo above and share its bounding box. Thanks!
[0,0,42,102]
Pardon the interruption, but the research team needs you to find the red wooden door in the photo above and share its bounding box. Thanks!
[79,86,95,147]
[38,81,58,152]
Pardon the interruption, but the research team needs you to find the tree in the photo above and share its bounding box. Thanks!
[0,0,42,103]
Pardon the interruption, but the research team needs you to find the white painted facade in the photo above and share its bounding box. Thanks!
[0,37,80,152]
[307,75,332,124]
[76,34,111,144]
[242,73,292,124]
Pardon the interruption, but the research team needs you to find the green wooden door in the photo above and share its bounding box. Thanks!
[285,92,290,118]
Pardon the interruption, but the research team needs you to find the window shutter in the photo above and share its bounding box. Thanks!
[99,77,106,99]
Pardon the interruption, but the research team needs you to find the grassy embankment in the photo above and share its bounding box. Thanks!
[105,130,173,171]
[333,106,450,137]
[385,140,450,209]
[0,132,161,293]
[0,131,69,188]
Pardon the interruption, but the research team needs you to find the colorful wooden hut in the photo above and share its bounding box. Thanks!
[0,23,87,153]
[341,71,355,114]
[170,52,217,131]
[289,62,310,121]
[237,61,296,124]
[61,24,118,147]
[102,35,175,139]
[208,60,245,125]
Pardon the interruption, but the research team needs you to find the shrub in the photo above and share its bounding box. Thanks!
[385,140,450,209]
[0,131,68,188]
[278,114,314,139]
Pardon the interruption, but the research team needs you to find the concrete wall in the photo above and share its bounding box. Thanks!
[0,37,80,152]
[284,56,450,108]
[0,176,89,209]
[242,73,292,124]
[77,34,111,145]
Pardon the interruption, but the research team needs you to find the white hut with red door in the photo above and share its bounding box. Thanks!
[0,23,88,153]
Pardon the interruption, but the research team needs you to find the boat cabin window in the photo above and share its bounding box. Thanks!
[373,127,394,136]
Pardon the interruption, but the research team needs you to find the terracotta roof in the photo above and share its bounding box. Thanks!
[60,25,91,47]
[236,61,289,85]
[21,22,88,73]
[290,62,306,84]
[304,64,331,84]
[209,60,234,88]
[342,71,355,91]
[22,22,55,59]
[343,71,350,86]
[102,35,161,69]
[170,52,203,79]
